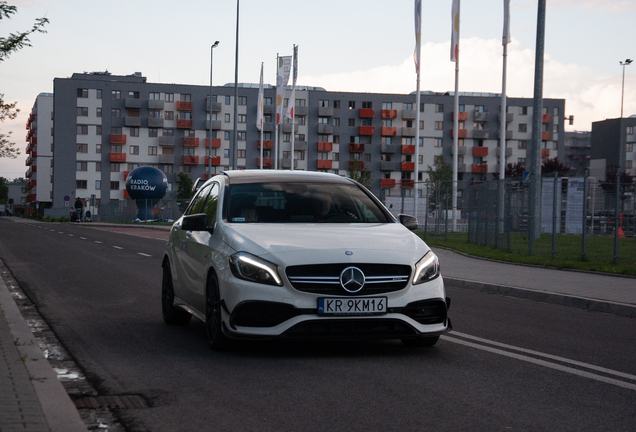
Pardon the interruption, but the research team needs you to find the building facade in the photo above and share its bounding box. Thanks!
[590,117,636,180]
[563,131,591,177]
[25,93,53,205]
[27,72,566,209]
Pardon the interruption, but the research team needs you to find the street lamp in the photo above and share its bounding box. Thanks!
[209,41,220,179]
[620,58,632,118]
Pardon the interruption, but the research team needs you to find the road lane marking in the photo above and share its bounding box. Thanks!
[442,334,636,391]
[80,237,86,240]
[68,234,74,237]
[113,246,123,250]
[94,241,103,244]
[137,253,152,257]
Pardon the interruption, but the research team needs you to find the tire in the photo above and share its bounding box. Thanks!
[162,262,191,326]
[401,336,440,347]
[206,273,228,350]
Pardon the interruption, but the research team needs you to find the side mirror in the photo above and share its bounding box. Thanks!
[399,214,418,231]
[181,213,208,231]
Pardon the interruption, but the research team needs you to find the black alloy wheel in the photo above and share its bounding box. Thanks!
[162,262,191,325]
[206,273,228,350]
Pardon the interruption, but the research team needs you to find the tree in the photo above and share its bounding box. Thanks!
[600,164,635,195]
[176,172,194,200]
[1,2,49,158]
[347,160,373,190]
[0,176,8,204]
[425,155,452,212]
[492,162,526,180]
[541,157,572,175]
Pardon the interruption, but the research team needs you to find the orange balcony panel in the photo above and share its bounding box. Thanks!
[123,190,131,199]
[348,160,365,170]
[317,159,333,169]
[26,159,32,166]
[110,153,127,163]
[380,179,396,189]
[401,145,415,154]
[183,155,200,165]
[472,146,489,156]
[541,148,550,158]
[381,127,397,136]
[177,119,193,129]
[452,112,468,121]
[472,164,488,173]
[26,193,36,202]
[542,114,551,123]
[205,156,221,166]
[29,180,37,188]
[32,137,37,144]
[358,126,374,136]
[257,140,274,149]
[359,108,375,118]
[205,138,222,148]
[176,101,193,111]
[124,171,130,180]
[401,179,414,189]
[381,110,397,119]
[401,162,415,171]
[183,137,200,147]
[31,165,37,173]
[317,141,333,152]
[349,143,365,152]
[542,131,551,140]
[257,157,273,167]
[451,129,467,138]
[110,134,127,144]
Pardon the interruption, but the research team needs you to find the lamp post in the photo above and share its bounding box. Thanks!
[620,59,632,118]
[208,41,219,179]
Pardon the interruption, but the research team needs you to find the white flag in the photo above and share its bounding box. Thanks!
[285,46,298,120]
[451,0,460,62]
[503,0,511,46]
[256,63,264,131]
[414,0,421,72]
[275,55,292,125]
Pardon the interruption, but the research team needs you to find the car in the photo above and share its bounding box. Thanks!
[162,170,451,349]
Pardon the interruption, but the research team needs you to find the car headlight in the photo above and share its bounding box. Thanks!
[229,252,283,286]
[413,251,440,285]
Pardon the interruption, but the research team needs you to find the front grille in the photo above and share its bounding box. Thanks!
[286,263,411,296]
[283,318,417,339]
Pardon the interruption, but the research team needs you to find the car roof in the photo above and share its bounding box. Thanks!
[221,170,356,185]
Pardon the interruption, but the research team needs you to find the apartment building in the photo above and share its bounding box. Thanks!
[590,117,636,179]
[28,72,565,209]
[24,93,53,205]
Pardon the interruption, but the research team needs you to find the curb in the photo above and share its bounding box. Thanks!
[445,277,636,318]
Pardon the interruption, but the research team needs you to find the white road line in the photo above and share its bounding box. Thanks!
[80,237,87,240]
[113,246,123,250]
[58,231,64,234]
[137,253,152,257]
[94,241,103,244]
[442,334,636,391]
[68,234,74,237]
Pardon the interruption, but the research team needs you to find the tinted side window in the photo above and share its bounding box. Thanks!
[203,184,219,228]
[185,184,211,216]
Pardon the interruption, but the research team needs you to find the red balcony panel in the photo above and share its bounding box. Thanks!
[317,141,333,152]
[257,157,273,167]
[317,160,333,169]
[401,162,415,171]
[110,153,127,163]
[349,143,365,152]
[177,119,193,129]
[542,114,551,123]
[205,156,221,166]
[452,112,468,121]
[451,129,467,138]
[183,155,200,165]
[26,193,36,203]
[472,164,488,173]
[123,190,131,199]
[541,131,551,140]
[29,179,37,188]
[110,134,127,144]
[32,137,37,144]
[183,137,200,147]
[401,145,415,154]
[381,110,397,119]
[348,160,365,170]
[381,127,397,136]
[31,165,37,173]
[205,138,222,148]
[257,140,274,149]
[401,179,414,189]
[541,148,550,158]
[26,158,31,166]
[359,108,375,118]
[358,126,374,136]
[176,101,193,111]
[32,151,37,158]
[380,179,396,188]
[472,146,489,156]
[124,171,130,180]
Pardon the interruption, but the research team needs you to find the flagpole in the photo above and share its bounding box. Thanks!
[451,0,460,232]
[274,53,279,170]
[259,62,264,170]
[414,0,422,220]
[290,45,297,171]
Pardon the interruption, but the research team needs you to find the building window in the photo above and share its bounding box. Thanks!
[362,102,372,109]
[332,118,340,127]
[110,181,119,190]
[161,164,173,174]
[348,118,355,127]
[297,116,306,125]
[186,130,195,138]
[518,158,526,165]
[96,144,101,153]
[237,132,246,141]
[434,121,443,130]
[76,162,87,171]
[519,106,528,115]
[148,129,158,137]
[225,95,231,105]
[382,102,392,110]
[419,120,424,129]
[76,107,88,116]
[148,146,158,156]
[110,163,121,173]
[165,111,174,120]
[149,92,160,100]
[434,138,442,147]
[163,129,174,137]
[238,114,247,123]
[76,143,88,153]
[435,104,444,113]
[95,180,101,190]
[348,101,356,110]
[111,90,121,100]
[225,113,231,123]
[76,125,88,134]
[130,145,139,155]
[96,108,102,117]
[418,155,424,164]
[627,143,634,152]
[283,133,291,142]
[626,160,633,169]
[96,162,101,171]
[128,163,140,170]
[475,105,485,113]
[627,126,635,135]
[77,89,88,98]
[111,109,121,118]
[265,97,272,105]
[238,96,247,105]
[224,131,230,140]
[519,124,527,133]
[319,100,329,108]
[76,180,87,189]
[180,94,191,102]
[331,100,339,109]
[518,140,527,149]
[111,145,122,153]
[237,149,246,158]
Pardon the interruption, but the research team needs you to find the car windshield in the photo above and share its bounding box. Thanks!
[227,181,391,223]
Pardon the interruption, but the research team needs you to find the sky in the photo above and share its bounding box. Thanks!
[1,0,635,180]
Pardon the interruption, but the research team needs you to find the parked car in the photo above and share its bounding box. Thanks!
[162,170,451,349]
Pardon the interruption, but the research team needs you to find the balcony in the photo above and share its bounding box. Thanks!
[348,160,365,170]
[401,127,416,137]
[183,155,200,165]
[110,153,127,163]
[294,141,308,151]
[401,162,415,171]
[473,112,488,122]
[472,164,488,173]
[158,136,175,146]
[295,106,309,116]
[381,127,397,136]
[148,99,165,110]
[158,154,175,164]
[183,137,200,147]
[451,112,468,121]
[381,110,397,119]
[207,101,222,112]
[257,140,274,149]
[206,120,222,130]
[148,117,164,128]
[124,171,130,180]
[349,143,365,152]
[317,160,332,169]
[262,122,275,132]
[205,138,222,148]
[177,119,193,129]
[318,106,333,117]
[358,126,374,136]
[451,129,467,138]
[124,98,141,109]
[541,148,550,158]
[542,131,551,140]
[317,124,333,135]
[26,193,36,203]
[177,101,193,111]
[472,130,489,139]
[110,134,127,144]
[263,105,275,114]
[205,156,221,166]
[282,123,298,133]
[542,114,551,123]
[380,161,400,171]
[359,108,375,118]
[281,158,298,169]
[125,116,141,127]
[401,145,415,154]
[472,146,489,156]
[451,146,467,155]
[380,179,396,188]
[381,144,398,154]
[498,130,513,140]
[317,142,333,152]
[401,179,414,189]
[257,157,273,167]
[402,110,416,120]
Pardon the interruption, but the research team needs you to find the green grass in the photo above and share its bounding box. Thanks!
[419,232,636,276]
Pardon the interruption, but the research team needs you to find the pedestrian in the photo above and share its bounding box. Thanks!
[74,198,83,222]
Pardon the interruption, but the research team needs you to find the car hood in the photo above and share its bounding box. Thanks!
[219,223,430,266]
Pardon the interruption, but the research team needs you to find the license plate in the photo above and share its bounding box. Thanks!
[318,297,387,315]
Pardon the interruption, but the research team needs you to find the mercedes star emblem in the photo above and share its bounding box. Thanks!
[340,266,365,293]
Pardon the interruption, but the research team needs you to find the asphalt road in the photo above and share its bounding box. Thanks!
[1,219,635,432]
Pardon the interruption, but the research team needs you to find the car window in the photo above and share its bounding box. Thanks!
[203,183,219,228]
[185,183,211,216]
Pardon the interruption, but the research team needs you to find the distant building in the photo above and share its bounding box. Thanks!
[563,131,591,177]
[7,178,27,215]
[590,117,636,180]
[25,93,53,206]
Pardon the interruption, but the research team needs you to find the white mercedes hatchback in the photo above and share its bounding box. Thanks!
[162,170,451,349]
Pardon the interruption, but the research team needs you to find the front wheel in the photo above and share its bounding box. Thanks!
[401,336,439,347]
[206,274,228,350]
[162,263,191,326]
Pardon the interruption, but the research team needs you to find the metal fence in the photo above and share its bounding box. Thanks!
[44,199,189,223]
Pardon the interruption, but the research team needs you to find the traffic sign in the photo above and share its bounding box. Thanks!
[523,171,531,185]
[64,195,70,201]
